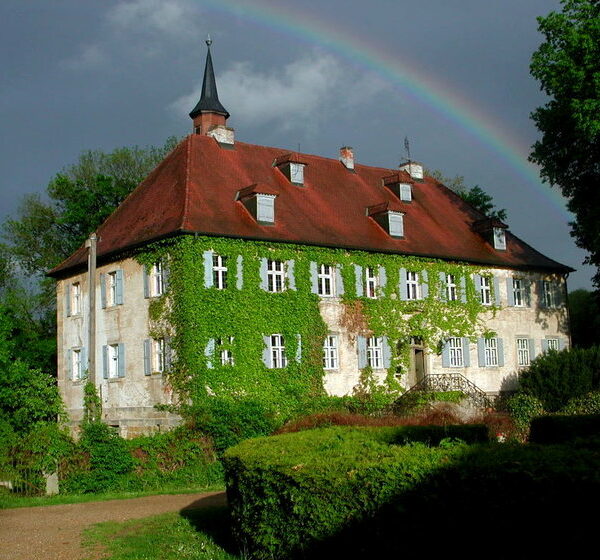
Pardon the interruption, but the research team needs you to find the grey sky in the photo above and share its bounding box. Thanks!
[0,0,592,289]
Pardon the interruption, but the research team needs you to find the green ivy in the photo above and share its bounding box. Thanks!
[137,236,497,421]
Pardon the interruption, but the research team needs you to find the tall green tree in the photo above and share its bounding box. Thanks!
[530,0,600,286]
[427,169,508,221]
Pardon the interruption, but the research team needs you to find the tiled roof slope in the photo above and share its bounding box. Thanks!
[49,134,572,277]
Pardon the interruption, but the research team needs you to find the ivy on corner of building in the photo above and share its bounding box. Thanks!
[137,236,498,420]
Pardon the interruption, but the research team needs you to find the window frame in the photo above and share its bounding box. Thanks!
[546,338,559,351]
[366,336,384,369]
[365,267,379,299]
[484,338,499,367]
[71,282,81,315]
[406,271,420,301]
[323,334,339,370]
[267,259,286,293]
[107,271,118,306]
[212,254,228,290]
[150,262,164,297]
[71,347,83,380]
[217,336,235,366]
[516,337,530,367]
[318,264,335,297]
[480,276,492,306]
[448,337,464,367]
[513,278,525,307]
[446,274,457,301]
[270,334,287,368]
[543,280,556,308]
[107,343,120,379]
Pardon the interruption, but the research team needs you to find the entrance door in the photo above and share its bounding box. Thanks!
[409,337,426,387]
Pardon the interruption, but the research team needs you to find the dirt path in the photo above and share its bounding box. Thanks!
[0,491,227,560]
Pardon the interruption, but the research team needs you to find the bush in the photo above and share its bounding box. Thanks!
[560,391,600,415]
[191,399,281,455]
[224,426,600,559]
[518,346,600,411]
[505,393,545,440]
[529,414,600,444]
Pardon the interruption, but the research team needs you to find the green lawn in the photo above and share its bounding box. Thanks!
[0,484,224,510]
[83,505,241,560]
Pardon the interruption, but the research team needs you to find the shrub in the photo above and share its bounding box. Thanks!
[518,346,600,411]
[224,426,600,559]
[529,414,600,444]
[560,391,600,415]
[190,399,281,455]
[505,393,544,440]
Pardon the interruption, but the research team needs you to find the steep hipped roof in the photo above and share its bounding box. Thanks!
[49,134,572,277]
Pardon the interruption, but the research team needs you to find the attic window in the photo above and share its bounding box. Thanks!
[257,195,276,224]
[493,227,506,251]
[388,212,405,238]
[236,184,279,225]
[367,203,405,239]
[399,184,412,202]
[273,153,308,186]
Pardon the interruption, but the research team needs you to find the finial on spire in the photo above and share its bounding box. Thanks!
[206,34,212,47]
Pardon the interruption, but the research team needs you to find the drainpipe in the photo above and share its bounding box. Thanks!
[85,233,97,386]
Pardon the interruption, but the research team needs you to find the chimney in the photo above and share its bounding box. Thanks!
[189,37,231,138]
[399,161,424,181]
[339,146,354,170]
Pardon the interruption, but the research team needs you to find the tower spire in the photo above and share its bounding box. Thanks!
[190,36,230,134]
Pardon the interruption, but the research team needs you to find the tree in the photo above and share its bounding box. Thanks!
[568,289,600,347]
[529,0,600,286]
[2,137,178,279]
[427,169,508,221]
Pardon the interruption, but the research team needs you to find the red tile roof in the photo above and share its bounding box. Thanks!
[49,134,571,277]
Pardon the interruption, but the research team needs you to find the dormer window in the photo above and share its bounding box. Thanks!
[382,172,413,202]
[236,183,279,225]
[493,227,506,250]
[473,218,508,252]
[273,153,308,186]
[367,202,405,239]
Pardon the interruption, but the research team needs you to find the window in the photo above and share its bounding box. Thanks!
[543,280,556,308]
[217,337,235,366]
[150,262,164,297]
[513,278,525,307]
[323,335,339,370]
[69,348,85,380]
[153,339,165,373]
[484,338,499,367]
[71,282,81,315]
[446,274,457,301]
[480,276,492,305]
[399,183,412,202]
[102,270,124,307]
[103,343,124,379]
[269,334,287,368]
[517,338,530,366]
[290,163,304,185]
[547,338,559,351]
[365,267,379,299]
[493,227,506,250]
[213,255,228,290]
[108,272,118,306]
[267,259,286,293]
[367,336,384,369]
[318,264,335,297]
[448,337,464,367]
[406,271,420,300]
[388,212,404,238]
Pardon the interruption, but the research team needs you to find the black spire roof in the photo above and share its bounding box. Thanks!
[189,38,230,119]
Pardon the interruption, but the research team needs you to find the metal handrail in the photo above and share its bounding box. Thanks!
[398,373,493,410]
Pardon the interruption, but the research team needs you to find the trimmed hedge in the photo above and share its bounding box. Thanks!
[223,426,600,559]
[529,414,600,444]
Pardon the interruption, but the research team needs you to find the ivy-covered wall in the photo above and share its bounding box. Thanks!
[139,235,496,418]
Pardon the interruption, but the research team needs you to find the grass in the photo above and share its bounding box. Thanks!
[83,505,241,559]
[0,483,224,510]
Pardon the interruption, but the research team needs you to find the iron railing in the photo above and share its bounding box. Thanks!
[397,373,493,410]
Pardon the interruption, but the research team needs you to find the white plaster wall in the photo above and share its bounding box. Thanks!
[58,257,179,436]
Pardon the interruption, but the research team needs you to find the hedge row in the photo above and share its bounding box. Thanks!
[223,426,600,559]
[530,414,600,444]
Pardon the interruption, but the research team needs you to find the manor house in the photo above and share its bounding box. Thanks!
[50,41,572,437]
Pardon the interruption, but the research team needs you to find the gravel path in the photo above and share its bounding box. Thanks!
[0,491,227,560]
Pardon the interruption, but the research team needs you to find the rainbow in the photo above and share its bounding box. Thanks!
[200,0,570,221]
